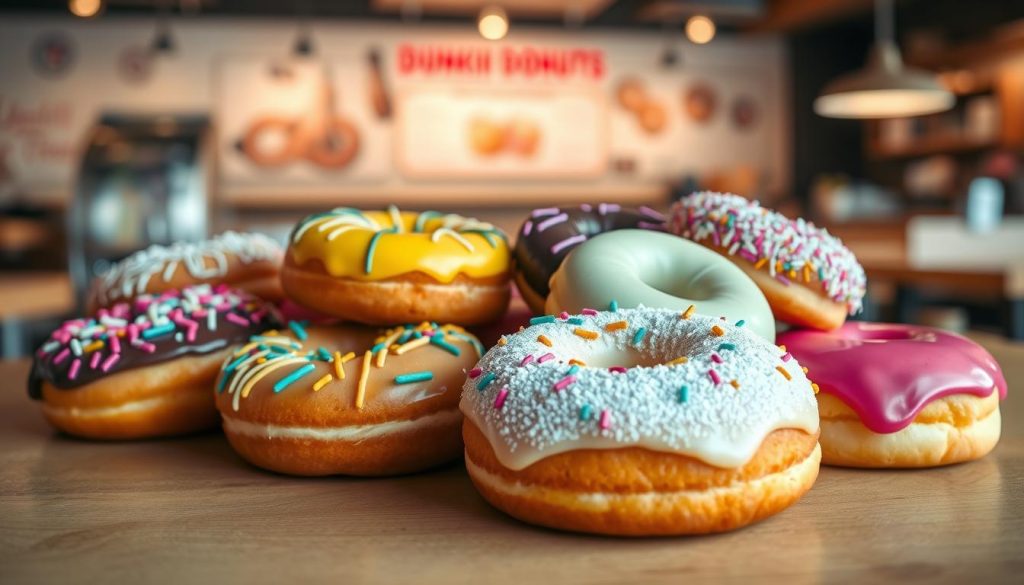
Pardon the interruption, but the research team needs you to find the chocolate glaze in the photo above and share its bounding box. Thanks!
[513,204,665,299]
[28,286,280,399]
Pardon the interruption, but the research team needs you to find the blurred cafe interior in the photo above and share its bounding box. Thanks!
[1,0,1024,357]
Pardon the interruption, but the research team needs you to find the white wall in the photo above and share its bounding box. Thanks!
[0,15,791,207]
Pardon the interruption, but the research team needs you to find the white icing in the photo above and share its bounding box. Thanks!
[94,231,283,305]
[460,307,819,470]
[221,408,461,441]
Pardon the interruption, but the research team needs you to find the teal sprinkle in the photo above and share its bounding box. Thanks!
[465,230,500,248]
[783,262,792,271]
[632,327,647,346]
[395,371,434,384]
[397,330,413,344]
[609,299,619,312]
[818,267,826,281]
[580,404,593,420]
[430,335,461,356]
[566,317,584,325]
[273,363,316,393]
[216,372,230,394]
[288,321,308,341]
[370,342,386,354]
[364,226,397,274]
[142,323,175,339]
[566,365,580,376]
[678,385,689,403]
[735,319,746,327]
[718,343,736,351]
[268,344,289,354]
[413,331,423,339]
[413,210,441,232]
[317,347,332,361]
[223,352,251,374]
[530,315,556,325]
[476,372,496,391]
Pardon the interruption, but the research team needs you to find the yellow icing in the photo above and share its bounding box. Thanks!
[289,209,510,283]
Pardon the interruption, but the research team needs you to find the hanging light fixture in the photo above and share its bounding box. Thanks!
[814,0,953,119]
[150,1,176,55]
[478,5,509,41]
[685,15,715,45]
[68,0,102,18]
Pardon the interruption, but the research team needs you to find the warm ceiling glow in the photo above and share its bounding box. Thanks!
[68,0,102,18]
[478,6,509,41]
[813,89,955,119]
[685,15,715,44]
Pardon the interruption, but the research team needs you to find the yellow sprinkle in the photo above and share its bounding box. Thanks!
[754,258,768,270]
[719,215,729,225]
[379,328,404,349]
[812,382,820,394]
[710,325,725,337]
[681,305,696,320]
[573,328,599,341]
[356,351,372,409]
[776,366,792,381]
[312,373,333,392]
[730,379,741,390]
[788,269,797,280]
[263,329,279,336]
[803,265,812,283]
[498,336,508,346]
[802,366,809,373]
[257,357,267,364]
[83,340,103,353]
[236,341,260,355]
[775,260,784,274]
[375,347,388,368]
[569,358,586,366]
[394,336,430,355]
[666,356,689,366]
[333,351,345,379]
[604,320,628,332]
[778,344,787,352]
[537,334,553,347]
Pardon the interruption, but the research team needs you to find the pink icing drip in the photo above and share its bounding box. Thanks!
[778,322,1007,434]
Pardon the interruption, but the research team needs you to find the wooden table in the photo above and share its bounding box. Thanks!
[2,333,1022,584]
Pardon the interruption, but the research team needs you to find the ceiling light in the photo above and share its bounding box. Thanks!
[685,15,715,45]
[814,0,954,119]
[478,6,509,41]
[69,0,102,18]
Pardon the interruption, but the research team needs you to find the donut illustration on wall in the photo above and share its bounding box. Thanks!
[683,82,717,124]
[613,77,667,135]
[732,94,760,131]
[468,116,541,158]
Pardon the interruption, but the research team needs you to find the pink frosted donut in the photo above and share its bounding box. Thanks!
[778,322,1006,468]
[669,191,866,331]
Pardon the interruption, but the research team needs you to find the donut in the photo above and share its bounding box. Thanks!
[513,203,665,314]
[545,230,776,341]
[240,116,301,167]
[215,321,484,476]
[304,117,360,169]
[778,322,1006,468]
[28,285,279,440]
[282,206,511,326]
[668,191,866,331]
[88,231,284,311]
[462,306,820,535]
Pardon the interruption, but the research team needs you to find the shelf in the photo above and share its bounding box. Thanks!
[868,135,996,161]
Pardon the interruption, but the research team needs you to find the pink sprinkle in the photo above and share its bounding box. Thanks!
[608,366,627,374]
[135,298,152,311]
[101,353,120,372]
[109,335,121,354]
[468,367,483,379]
[137,342,156,353]
[558,311,569,320]
[494,387,509,409]
[711,353,723,364]
[581,308,598,316]
[781,352,792,362]
[214,302,232,312]
[531,207,560,218]
[536,213,569,232]
[550,234,587,255]
[519,354,534,367]
[53,348,70,365]
[198,294,213,304]
[214,284,230,294]
[580,203,592,212]
[553,376,576,391]
[708,369,722,385]
[599,409,612,430]
[522,221,533,236]
[67,359,81,381]
[598,203,620,215]
[638,221,662,230]
[537,353,555,363]
[738,250,758,262]
[250,309,266,324]
[90,351,103,370]
[225,313,249,327]
[127,324,140,344]
[169,308,184,321]
[186,323,199,343]
[191,309,208,318]
[639,205,665,220]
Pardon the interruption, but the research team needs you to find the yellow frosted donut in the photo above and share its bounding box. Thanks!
[282,206,512,325]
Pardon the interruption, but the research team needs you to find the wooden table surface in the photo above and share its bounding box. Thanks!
[1,333,1022,584]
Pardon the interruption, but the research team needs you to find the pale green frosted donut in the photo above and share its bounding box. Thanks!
[545,230,776,341]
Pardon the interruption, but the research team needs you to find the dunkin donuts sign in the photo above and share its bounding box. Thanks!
[396,43,606,81]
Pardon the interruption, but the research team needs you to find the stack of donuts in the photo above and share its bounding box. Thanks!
[26,197,1007,538]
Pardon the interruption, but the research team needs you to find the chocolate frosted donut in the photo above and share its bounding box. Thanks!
[513,203,665,313]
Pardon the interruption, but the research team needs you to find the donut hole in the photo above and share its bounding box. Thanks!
[574,346,665,369]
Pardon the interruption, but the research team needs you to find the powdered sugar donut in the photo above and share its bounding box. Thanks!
[461,305,820,535]
[88,232,284,311]
[669,192,866,330]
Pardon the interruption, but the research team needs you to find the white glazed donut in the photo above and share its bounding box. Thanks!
[460,306,821,535]
[545,229,776,341]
